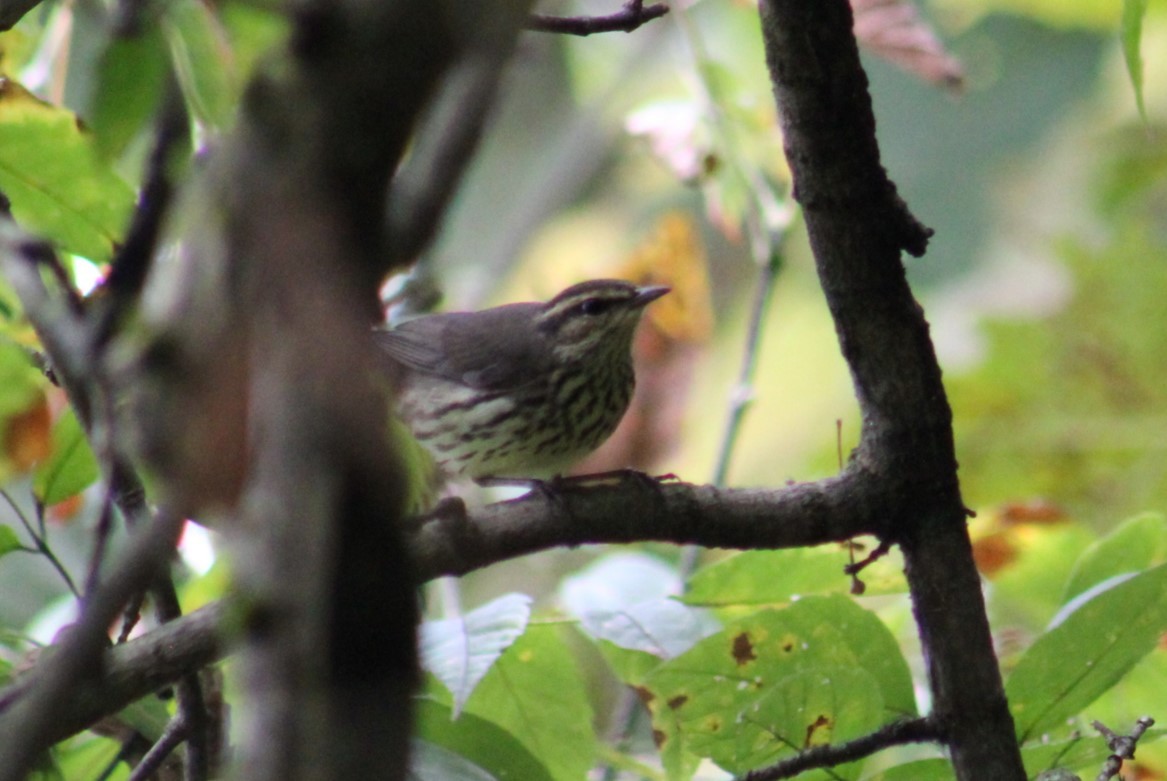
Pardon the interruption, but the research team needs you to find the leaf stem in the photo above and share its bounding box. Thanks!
[1,488,81,600]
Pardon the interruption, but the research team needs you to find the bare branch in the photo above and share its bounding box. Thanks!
[126,716,187,781]
[1093,717,1155,781]
[738,717,942,781]
[94,76,189,348]
[527,0,668,36]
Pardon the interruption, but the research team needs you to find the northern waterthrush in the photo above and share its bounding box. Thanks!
[374,279,669,481]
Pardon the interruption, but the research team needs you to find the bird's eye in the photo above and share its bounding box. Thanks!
[579,299,609,316]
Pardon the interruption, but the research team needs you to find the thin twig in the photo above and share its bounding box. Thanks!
[94,74,188,348]
[126,715,187,781]
[116,590,146,644]
[1,488,82,600]
[710,246,783,489]
[1093,717,1155,781]
[737,717,942,781]
[526,0,668,36]
[152,576,211,781]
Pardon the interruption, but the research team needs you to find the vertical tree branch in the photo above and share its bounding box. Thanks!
[755,1,1025,779]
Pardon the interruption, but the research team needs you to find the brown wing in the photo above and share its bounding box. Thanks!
[373,302,551,391]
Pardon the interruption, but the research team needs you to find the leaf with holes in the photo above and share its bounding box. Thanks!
[641,596,914,775]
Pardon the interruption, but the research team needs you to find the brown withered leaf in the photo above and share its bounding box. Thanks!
[852,0,964,91]
[3,393,51,471]
[998,498,1067,527]
[971,530,1019,577]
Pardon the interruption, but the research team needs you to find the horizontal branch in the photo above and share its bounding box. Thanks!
[0,603,224,748]
[411,469,888,581]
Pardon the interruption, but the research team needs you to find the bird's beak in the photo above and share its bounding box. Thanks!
[633,285,671,306]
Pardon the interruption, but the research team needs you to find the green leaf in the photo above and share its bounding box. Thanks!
[416,696,554,781]
[420,592,532,716]
[1062,512,1166,604]
[219,2,289,78]
[1120,0,1149,120]
[642,596,915,775]
[0,525,22,557]
[865,758,954,781]
[89,27,169,158]
[162,0,236,130]
[461,624,595,781]
[684,543,906,606]
[594,640,665,685]
[1007,563,1167,741]
[410,739,499,781]
[46,733,128,780]
[0,79,134,262]
[940,0,1118,29]
[33,407,99,505]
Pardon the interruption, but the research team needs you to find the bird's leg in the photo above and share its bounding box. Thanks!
[553,469,679,492]
[474,475,565,507]
[476,470,678,497]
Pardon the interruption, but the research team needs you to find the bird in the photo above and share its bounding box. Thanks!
[374,279,669,484]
